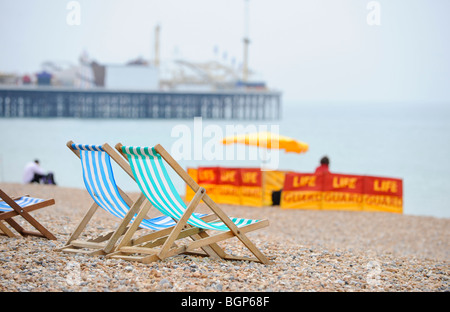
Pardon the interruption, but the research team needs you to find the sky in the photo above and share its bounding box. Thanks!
[0,0,449,103]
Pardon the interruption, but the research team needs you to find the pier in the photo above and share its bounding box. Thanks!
[0,86,281,120]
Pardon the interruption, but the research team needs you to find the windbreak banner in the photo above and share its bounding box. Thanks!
[240,168,263,207]
[216,167,242,205]
[363,176,403,213]
[281,173,323,210]
[197,167,220,202]
[322,173,364,211]
[186,167,402,214]
[185,167,285,207]
[185,168,198,202]
[281,173,402,213]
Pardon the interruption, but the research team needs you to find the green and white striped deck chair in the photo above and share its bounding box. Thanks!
[0,189,56,240]
[60,141,200,256]
[112,143,270,264]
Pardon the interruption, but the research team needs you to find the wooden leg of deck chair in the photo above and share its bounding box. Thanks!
[103,193,147,253]
[10,210,55,240]
[190,230,227,259]
[203,194,270,264]
[4,217,47,238]
[62,202,99,247]
[158,187,205,260]
[0,220,15,237]
[4,218,24,235]
[108,226,202,261]
[5,218,39,237]
[113,199,152,251]
[5,216,55,240]
[185,220,270,262]
[109,224,230,263]
[154,144,269,264]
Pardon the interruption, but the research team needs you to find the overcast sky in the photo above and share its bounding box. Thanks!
[0,0,449,103]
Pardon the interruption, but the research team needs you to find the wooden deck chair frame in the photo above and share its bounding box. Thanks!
[58,141,154,256]
[0,189,57,240]
[97,143,231,262]
[108,143,271,264]
[59,141,219,257]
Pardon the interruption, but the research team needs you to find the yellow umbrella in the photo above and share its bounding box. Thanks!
[221,131,309,154]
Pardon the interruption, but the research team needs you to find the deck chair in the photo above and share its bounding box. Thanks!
[0,189,56,240]
[59,141,211,256]
[108,143,270,264]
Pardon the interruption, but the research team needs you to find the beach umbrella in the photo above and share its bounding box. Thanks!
[221,131,309,154]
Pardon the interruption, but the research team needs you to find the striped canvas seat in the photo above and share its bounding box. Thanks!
[121,146,260,232]
[0,196,45,212]
[71,144,181,231]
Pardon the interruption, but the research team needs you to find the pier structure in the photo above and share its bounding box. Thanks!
[0,86,281,120]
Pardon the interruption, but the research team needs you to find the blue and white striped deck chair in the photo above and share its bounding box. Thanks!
[60,141,190,256]
[0,188,56,240]
[114,143,270,264]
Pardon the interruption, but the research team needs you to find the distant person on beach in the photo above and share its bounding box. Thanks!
[22,159,56,185]
[315,156,330,175]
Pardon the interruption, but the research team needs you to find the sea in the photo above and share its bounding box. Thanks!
[1,100,449,219]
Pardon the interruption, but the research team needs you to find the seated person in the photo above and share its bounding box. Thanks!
[22,159,56,185]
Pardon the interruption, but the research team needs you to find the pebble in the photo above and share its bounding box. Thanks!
[0,183,448,292]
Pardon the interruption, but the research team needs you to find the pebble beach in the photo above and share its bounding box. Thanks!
[0,182,448,292]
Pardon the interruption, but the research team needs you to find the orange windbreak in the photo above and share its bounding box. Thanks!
[240,168,263,207]
[216,168,241,205]
[363,176,403,213]
[322,174,364,211]
[196,167,220,202]
[281,172,403,213]
[281,173,324,210]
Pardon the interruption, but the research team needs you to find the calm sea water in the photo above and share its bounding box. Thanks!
[1,101,449,218]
